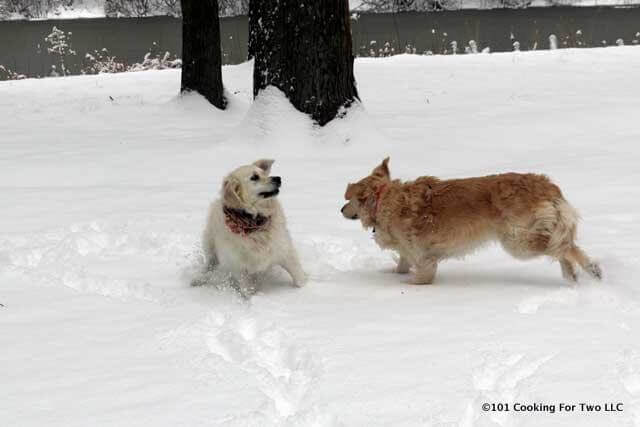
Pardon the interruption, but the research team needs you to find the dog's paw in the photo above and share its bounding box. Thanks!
[560,263,578,283]
[239,285,258,298]
[586,262,603,280]
[395,264,411,274]
[190,272,212,287]
[293,275,308,288]
[190,277,206,287]
[407,276,435,285]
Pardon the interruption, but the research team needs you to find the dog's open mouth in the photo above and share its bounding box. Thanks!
[259,189,280,198]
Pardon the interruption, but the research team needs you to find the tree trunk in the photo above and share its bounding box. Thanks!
[180,0,226,109]
[248,0,358,126]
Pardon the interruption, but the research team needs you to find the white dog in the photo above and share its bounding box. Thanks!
[199,159,306,291]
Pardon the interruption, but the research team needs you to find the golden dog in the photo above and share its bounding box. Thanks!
[341,158,602,285]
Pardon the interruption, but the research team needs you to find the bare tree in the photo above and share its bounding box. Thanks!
[104,0,152,17]
[2,0,43,18]
[0,0,77,18]
[500,0,532,7]
[0,1,11,17]
[154,0,180,16]
[356,0,536,11]
[146,0,249,17]
[218,0,247,16]
[356,0,461,12]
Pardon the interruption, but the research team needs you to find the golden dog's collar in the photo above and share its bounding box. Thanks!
[373,184,389,220]
[223,206,270,236]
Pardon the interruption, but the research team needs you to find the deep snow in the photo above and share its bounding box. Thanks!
[2,47,640,427]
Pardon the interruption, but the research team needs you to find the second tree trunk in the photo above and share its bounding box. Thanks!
[249,0,358,126]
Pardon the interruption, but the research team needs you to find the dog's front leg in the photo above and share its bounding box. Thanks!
[395,255,411,274]
[202,233,219,272]
[191,250,219,287]
[280,250,307,287]
[409,259,438,285]
[205,253,219,272]
[236,272,259,297]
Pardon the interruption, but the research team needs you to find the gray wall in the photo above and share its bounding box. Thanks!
[1,7,639,78]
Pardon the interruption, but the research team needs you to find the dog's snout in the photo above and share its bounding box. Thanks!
[341,203,359,220]
[271,176,282,187]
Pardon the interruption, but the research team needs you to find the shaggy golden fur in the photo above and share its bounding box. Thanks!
[341,158,602,285]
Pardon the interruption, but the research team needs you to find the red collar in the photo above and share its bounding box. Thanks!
[373,184,389,219]
[223,206,270,236]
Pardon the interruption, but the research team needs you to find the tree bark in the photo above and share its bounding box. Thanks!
[180,0,226,109]
[249,0,358,126]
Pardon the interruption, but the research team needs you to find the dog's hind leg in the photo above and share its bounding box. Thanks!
[565,245,602,280]
[545,199,601,281]
[559,258,578,283]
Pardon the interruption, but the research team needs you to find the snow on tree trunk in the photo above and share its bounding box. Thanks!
[248,0,359,126]
[180,0,226,109]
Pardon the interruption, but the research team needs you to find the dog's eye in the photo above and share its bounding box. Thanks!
[250,174,259,181]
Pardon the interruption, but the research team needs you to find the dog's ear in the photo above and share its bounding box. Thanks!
[222,176,244,205]
[253,159,275,174]
[364,191,377,211]
[371,157,390,179]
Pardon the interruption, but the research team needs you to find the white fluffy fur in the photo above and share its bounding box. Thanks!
[201,159,306,288]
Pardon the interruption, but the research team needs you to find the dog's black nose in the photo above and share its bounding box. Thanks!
[341,206,345,213]
[271,176,282,186]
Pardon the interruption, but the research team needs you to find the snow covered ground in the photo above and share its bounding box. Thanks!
[2,47,640,426]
